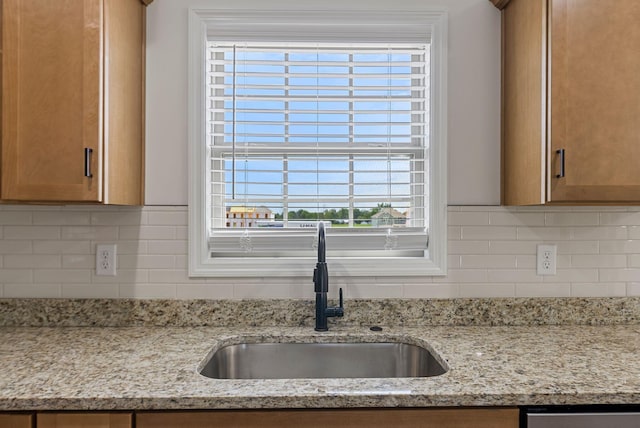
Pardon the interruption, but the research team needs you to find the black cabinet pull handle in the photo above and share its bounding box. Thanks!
[556,149,565,178]
[84,148,93,178]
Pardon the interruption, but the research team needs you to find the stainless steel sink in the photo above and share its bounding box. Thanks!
[199,342,447,379]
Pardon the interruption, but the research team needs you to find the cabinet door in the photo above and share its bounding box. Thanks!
[501,0,547,205]
[2,0,102,202]
[549,0,640,202]
[37,413,131,428]
[0,414,33,428]
[137,408,519,428]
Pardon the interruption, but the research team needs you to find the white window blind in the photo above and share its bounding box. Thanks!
[207,42,430,258]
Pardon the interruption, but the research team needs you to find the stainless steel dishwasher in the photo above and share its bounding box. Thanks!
[524,406,640,428]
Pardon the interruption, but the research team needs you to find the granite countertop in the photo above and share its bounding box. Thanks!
[3,324,640,411]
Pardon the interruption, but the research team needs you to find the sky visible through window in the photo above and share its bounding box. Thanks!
[209,43,428,229]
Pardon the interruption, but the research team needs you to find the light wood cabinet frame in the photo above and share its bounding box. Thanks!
[37,412,132,428]
[0,413,33,428]
[137,408,520,428]
[1,0,152,204]
[496,0,640,204]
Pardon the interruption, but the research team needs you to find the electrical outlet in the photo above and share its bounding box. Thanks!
[536,244,557,275]
[96,244,117,276]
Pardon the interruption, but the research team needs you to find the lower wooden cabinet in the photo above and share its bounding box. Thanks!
[0,408,519,428]
[136,408,520,428]
[36,413,132,428]
[0,413,33,428]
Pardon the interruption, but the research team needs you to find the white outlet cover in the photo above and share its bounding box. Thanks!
[96,244,117,276]
[536,244,557,276]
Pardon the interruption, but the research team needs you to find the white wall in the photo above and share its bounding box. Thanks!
[144,0,501,205]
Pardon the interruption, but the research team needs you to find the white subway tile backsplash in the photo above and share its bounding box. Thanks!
[112,240,148,255]
[61,226,118,241]
[92,269,148,284]
[556,240,600,255]
[402,283,458,298]
[0,270,33,283]
[432,268,489,283]
[629,254,640,268]
[448,211,489,226]
[516,226,571,241]
[599,212,640,226]
[0,241,32,254]
[488,240,536,254]
[233,282,305,299]
[90,210,145,226]
[545,212,599,226]
[4,283,61,298]
[0,211,33,225]
[599,268,640,282]
[489,211,545,226]
[488,269,541,283]
[147,211,188,226]
[627,282,640,296]
[515,282,571,298]
[570,282,627,297]
[448,226,462,240]
[571,226,628,240]
[348,283,404,299]
[148,269,191,284]
[448,255,461,269]
[62,255,95,269]
[119,225,176,240]
[119,284,177,299]
[5,255,61,269]
[176,226,189,240]
[600,240,640,254]
[119,254,175,269]
[571,254,627,268]
[147,240,188,255]
[545,268,599,283]
[34,269,90,283]
[177,283,235,300]
[460,254,517,269]
[34,211,90,225]
[461,226,516,240]
[62,284,118,299]
[33,240,90,254]
[515,255,537,269]
[458,283,515,298]
[448,240,489,255]
[0,205,639,299]
[5,226,60,240]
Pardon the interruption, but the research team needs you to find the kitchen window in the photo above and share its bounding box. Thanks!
[188,7,447,277]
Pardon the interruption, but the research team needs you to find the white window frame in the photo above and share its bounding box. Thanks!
[188,7,447,277]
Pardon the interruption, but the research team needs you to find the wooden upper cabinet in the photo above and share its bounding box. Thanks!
[1,0,149,204]
[499,0,640,204]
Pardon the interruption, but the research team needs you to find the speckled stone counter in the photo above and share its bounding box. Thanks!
[2,324,640,411]
[3,297,640,327]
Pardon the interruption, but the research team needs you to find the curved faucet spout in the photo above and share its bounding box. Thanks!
[317,222,326,263]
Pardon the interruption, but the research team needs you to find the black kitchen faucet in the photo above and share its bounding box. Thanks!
[313,222,344,331]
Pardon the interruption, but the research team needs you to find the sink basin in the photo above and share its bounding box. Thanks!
[199,342,447,379]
